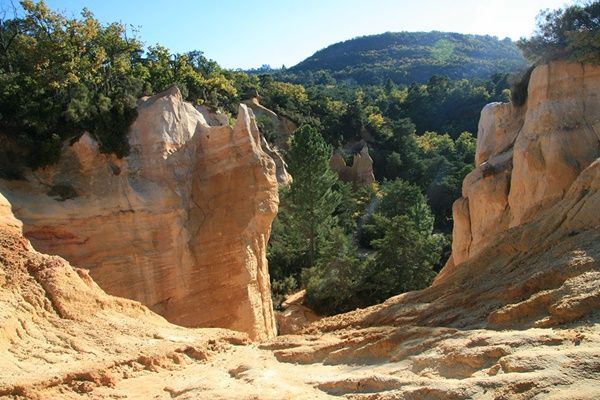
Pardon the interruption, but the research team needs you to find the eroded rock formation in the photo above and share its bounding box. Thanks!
[0,87,278,340]
[0,192,250,398]
[241,97,293,186]
[243,96,298,150]
[439,61,600,278]
[330,142,376,187]
[275,290,321,335]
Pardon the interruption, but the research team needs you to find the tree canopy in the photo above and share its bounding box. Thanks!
[518,1,600,64]
[0,0,243,173]
[285,31,526,86]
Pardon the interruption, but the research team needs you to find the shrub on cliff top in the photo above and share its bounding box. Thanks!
[0,1,145,168]
[518,2,600,64]
[0,1,242,171]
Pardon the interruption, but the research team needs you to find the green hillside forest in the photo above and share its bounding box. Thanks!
[285,31,527,85]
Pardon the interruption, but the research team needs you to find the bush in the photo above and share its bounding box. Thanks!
[359,179,445,302]
[361,214,445,303]
[0,2,244,171]
[0,1,145,169]
[271,276,298,310]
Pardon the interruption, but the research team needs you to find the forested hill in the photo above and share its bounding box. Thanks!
[288,31,527,85]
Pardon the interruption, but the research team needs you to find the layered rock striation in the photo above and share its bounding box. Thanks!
[0,87,278,340]
[0,192,250,398]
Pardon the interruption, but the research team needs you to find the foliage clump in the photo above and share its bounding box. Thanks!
[0,1,244,171]
[0,0,144,168]
[269,124,446,315]
[300,178,445,315]
[518,2,600,64]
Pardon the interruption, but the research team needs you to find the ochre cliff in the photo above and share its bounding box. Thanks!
[439,61,600,278]
[0,87,278,340]
[0,192,250,398]
[197,102,292,187]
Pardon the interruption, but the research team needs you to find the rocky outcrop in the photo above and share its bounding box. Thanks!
[196,104,230,126]
[439,61,600,278]
[0,192,248,398]
[330,142,376,187]
[0,192,21,234]
[237,97,292,186]
[0,87,278,341]
[243,97,298,150]
[261,136,292,187]
[275,290,321,335]
[197,102,291,187]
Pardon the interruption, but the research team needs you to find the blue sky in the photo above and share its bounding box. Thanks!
[10,0,575,69]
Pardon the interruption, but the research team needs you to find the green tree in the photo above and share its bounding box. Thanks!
[304,179,445,314]
[518,2,600,64]
[286,125,342,266]
[360,179,446,302]
[414,131,475,231]
[302,227,365,315]
[0,0,146,169]
[364,213,444,302]
[267,125,347,307]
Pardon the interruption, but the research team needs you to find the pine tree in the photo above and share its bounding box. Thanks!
[286,125,342,266]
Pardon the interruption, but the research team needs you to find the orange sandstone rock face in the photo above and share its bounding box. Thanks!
[275,290,321,335]
[0,87,278,340]
[439,61,600,278]
[0,193,249,398]
[0,193,21,234]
